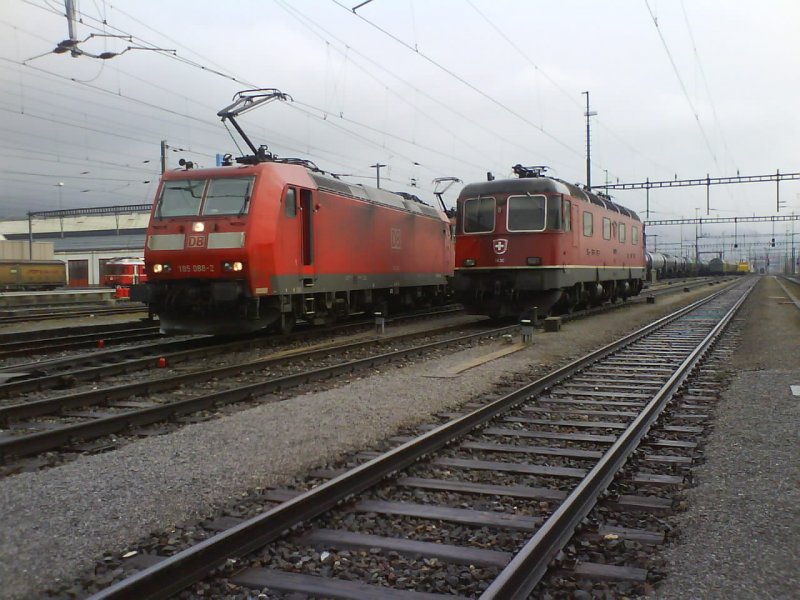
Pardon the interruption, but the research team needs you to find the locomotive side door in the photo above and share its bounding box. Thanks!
[283,186,303,286]
[299,188,315,281]
[570,200,579,248]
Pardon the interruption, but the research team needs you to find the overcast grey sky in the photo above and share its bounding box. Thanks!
[0,0,798,260]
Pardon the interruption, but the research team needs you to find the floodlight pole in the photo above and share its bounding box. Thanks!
[582,91,597,190]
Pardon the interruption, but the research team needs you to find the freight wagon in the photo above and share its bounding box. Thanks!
[0,260,67,290]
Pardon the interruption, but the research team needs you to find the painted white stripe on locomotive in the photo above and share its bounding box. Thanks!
[147,234,185,250]
[207,232,245,249]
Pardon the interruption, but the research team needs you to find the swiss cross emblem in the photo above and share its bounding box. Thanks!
[493,238,508,255]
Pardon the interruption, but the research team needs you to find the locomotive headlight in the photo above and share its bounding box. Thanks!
[222,261,244,272]
[152,264,163,274]
[463,258,476,267]
[162,263,172,273]
[192,222,205,232]
[526,257,542,266]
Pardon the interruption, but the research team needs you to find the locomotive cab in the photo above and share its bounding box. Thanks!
[131,168,267,333]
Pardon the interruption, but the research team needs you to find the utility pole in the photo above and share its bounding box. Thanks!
[64,0,80,57]
[582,91,596,190]
[695,208,700,264]
[161,140,167,173]
[371,162,386,189]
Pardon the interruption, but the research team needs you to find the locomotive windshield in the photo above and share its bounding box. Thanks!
[155,177,255,218]
[507,194,546,231]
[507,194,564,231]
[463,197,496,233]
[203,177,254,215]
[156,180,205,217]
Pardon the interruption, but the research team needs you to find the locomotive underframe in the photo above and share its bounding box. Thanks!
[132,275,450,335]
[452,266,645,318]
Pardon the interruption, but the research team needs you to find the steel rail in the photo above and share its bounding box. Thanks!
[0,305,146,324]
[480,280,754,599]
[88,288,732,600]
[0,323,503,457]
[0,336,223,395]
[0,328,163,359]
[0,321,155,345]
[0,305,465,381]
[0,320,487,423]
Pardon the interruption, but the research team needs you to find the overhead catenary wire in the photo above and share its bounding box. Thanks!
[643,0,721,172]
[679,0,738,173]
[330,0,587,161]
[2,7,485,202]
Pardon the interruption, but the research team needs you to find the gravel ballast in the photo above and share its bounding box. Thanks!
[0,284,736,598]
[653,276,799,599]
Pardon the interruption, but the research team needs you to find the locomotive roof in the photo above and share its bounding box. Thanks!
[459,177,641,222]
[160,163,444,220]
[308,172,442,219]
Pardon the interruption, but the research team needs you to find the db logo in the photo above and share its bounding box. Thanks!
[390,228,401,250]
[493,238,508,255]
[187,235,206,248]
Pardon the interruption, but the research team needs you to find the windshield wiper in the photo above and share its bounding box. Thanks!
[237,195,250,217]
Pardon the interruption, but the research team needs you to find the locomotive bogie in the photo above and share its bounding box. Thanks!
[133,163,453,335]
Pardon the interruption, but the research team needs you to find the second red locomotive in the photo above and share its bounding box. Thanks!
[453,165,646,318]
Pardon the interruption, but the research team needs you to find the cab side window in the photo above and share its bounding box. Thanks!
[285,187,297,217]
[583,211,593,236]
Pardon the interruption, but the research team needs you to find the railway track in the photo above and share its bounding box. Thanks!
[0,305,467,393]
[83,278,754,599]
[0,283,737,471]
[0,281,718,390]
[0,303,147,324]
[0,321,162,359]
[0,320,502,465]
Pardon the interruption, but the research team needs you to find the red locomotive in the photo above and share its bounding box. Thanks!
[101,257,148,288]
[131,90,453,335]
[453,165,646,318]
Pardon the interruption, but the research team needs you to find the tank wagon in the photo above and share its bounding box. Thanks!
[132,90,452,334]
[645,252,709,279]
[452,165,646,318]
[0,260,66,290]
[708,257,740,275]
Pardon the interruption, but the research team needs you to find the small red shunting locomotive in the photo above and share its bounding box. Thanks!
[101,257,148,288]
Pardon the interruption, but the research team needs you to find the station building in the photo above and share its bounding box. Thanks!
[0,204,149,286]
